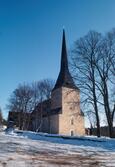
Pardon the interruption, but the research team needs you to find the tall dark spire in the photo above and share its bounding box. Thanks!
[60,29,68,72]
[53,30,78,91]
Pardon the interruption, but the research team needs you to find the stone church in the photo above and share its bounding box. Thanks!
[8,30,85,136]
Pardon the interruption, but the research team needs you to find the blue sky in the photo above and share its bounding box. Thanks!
[0,0,115,119]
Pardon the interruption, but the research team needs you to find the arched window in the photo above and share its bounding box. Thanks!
[71,117,74,125]
[71,130,74,136]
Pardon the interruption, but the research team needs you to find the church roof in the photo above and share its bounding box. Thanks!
[52,30,79,91]
[32,99,62,117]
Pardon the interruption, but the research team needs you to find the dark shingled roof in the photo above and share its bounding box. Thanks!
[52,30,79,91]
[32,99,62,117]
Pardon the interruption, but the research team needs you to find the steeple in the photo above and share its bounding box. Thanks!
[53,30,78,91]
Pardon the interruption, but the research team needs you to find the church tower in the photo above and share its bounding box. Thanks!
[51,30,85,136]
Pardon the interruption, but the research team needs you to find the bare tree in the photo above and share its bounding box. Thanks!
[7,83,34,130]
[95,29,115,137]
[7,79,54,131]
[71,31,101,137]
[32,79,54,132]
[70,29,115,137]
[41,79,54,133]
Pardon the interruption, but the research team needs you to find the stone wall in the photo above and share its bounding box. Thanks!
[51,87,85,136]
[51,88,62,109]
[41,114,59,134]
[59,87,85,136]
[50,114,59,134]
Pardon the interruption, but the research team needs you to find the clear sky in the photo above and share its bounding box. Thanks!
[0,0,115,119]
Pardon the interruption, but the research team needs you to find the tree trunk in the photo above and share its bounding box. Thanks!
[94,97,101,137]
[103,81,114,138]
[92,64,101,137]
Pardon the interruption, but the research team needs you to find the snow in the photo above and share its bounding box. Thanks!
[0,130,115,166]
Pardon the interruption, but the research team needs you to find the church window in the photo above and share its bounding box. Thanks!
[71,130,74,136]
[71,118,74,125]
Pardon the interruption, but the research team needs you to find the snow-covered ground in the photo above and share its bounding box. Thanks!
[0,130,115,167]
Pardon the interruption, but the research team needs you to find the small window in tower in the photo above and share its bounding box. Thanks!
[71,130,74,136]
[71,118,74,125]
